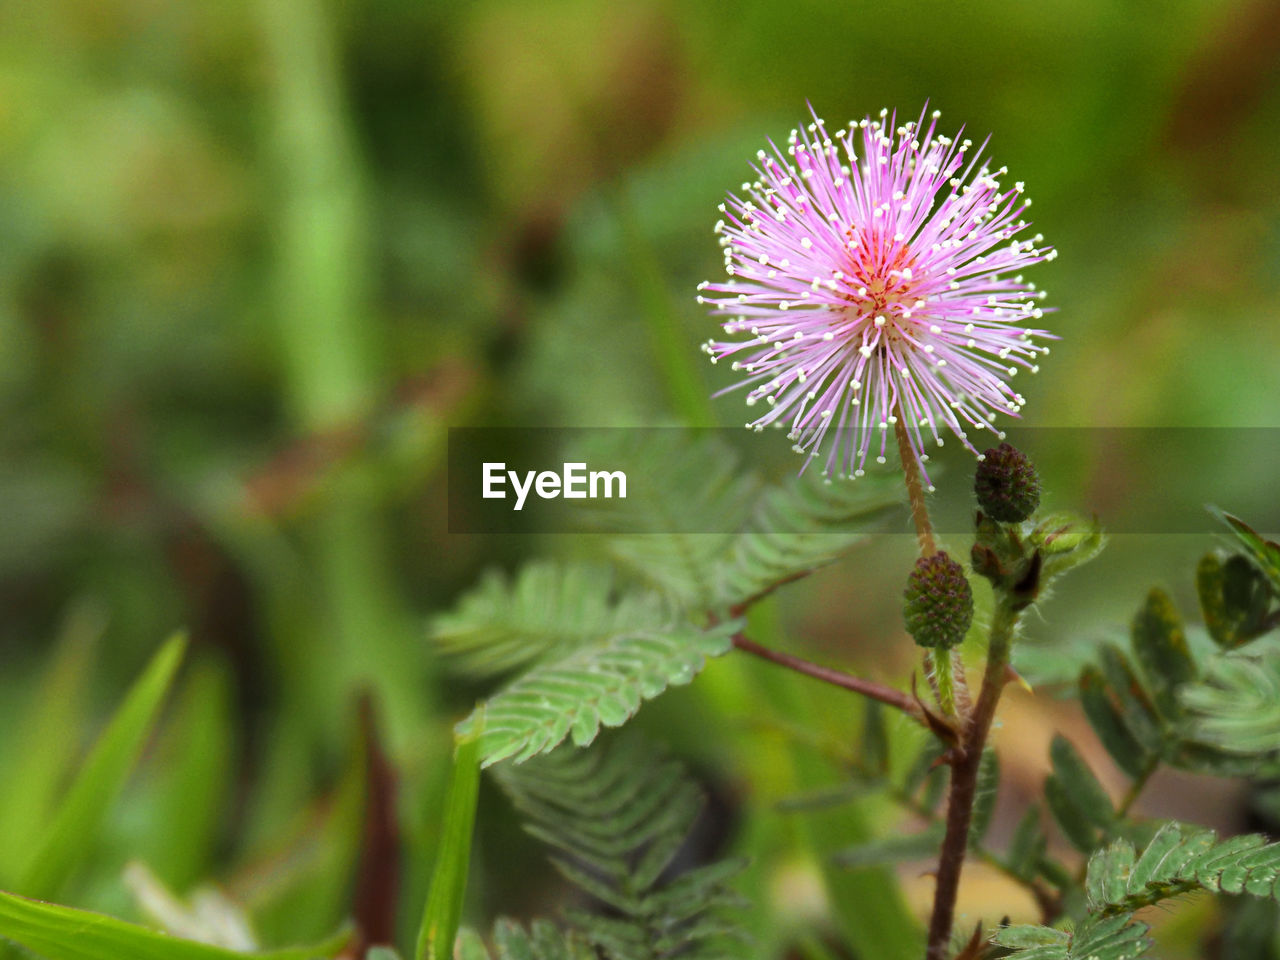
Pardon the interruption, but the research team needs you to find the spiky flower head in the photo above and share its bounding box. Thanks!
[974,442,1041,522]
[903,551,974,649]
[698,107,1055,484]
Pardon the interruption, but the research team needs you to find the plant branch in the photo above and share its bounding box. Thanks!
[893,414,937,558]
[731,634,923,721]
[925,601,1020,960]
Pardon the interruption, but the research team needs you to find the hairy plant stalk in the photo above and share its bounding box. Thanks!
[894,415,937,558]
[933,649,956,716]
[925,601,1020,960]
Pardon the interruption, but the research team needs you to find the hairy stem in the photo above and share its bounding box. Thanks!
[731,634,923,721]
[925,601,1019,960]
[933,649,956,716]
[893,414,937,558]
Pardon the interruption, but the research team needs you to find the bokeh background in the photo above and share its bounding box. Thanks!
[2,0,1279,957]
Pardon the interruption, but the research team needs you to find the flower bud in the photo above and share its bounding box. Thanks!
[974,443,1041,523]
[903,551,974,649]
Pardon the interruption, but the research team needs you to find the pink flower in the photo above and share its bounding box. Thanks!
[698,107,1055,485]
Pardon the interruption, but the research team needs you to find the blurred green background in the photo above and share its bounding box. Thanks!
[1,0,1279,955]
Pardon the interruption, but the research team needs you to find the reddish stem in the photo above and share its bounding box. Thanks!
[731,634,923,720]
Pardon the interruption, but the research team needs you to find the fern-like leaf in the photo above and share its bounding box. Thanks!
[430,563,667,678]
[493,734,748,959]
[573,432,760,608]
[713,470,903,609]
[997,823,1280,958]
[456,920,596,960]
[1180,648,1280,757]
[1086,821,1280,914]
[1069,585,1280,779]
[457,618,739,767]
[575,432,901,610]
[994,915,1150,960]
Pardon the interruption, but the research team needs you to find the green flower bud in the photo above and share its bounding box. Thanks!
[974,443,1041,523]
[903,551,974,649]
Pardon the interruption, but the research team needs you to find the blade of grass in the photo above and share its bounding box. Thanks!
[244,711,366,945]
[138,661,235,891]
[416,729,482,960]
[254,0,434,754]
[15,633,187,900]
[0,891,349,960]
[0,601,103,884]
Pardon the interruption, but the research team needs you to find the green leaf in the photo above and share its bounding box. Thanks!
[493,734,747,960]
[1198,552,1274,649]
[1029,513,1107,586]
[1044,776,1098,854]
[1085,840,1135,909]
[1180,652,1280,757]
[139,662,235,890]
[831,825,945,868]
[1078,666,1151,779]
[1006,805,1047,883]
[1130,589,1196,719]
[1096,646,1166,755]
[1126,820,1190,893]
[0,891,349,960]
[417,732,482,960]
[1048,736,1114,830]
[1214,510,1280,592]
[1198,552,1234,648]
[0,602,102,884]
[457,620,739,767]
[1221,556,1274,639]
[992,925,1069,949]
[862,701,889,777]
[15,634,187,899]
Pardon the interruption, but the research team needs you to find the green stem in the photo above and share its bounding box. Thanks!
[933,649,956,716]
